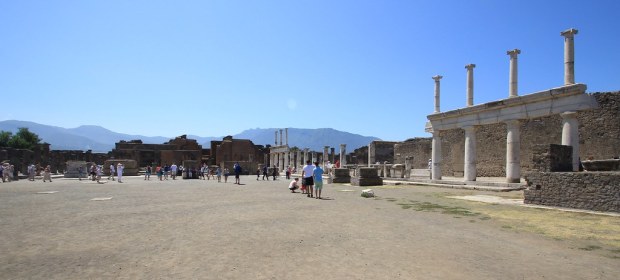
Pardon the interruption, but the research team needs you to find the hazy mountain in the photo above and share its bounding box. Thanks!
[232,128,379,152]
[0,120,380,152]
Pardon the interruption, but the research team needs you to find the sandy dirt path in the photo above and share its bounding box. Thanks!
[1,176,618,279]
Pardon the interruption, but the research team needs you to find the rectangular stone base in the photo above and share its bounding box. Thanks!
[351,177,383,186]
[332,177,351,183]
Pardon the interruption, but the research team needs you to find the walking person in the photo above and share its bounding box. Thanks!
[262,165,269,180]
[90,164,97,181]
[286,166,291,180]
[272,167,278,180]
[216,166,222,182]
[171,163,178,180]
[108,163,115,181]
[28,163,36,181]
[224,167,230,183]
[301,160,314,198]
[313,161,324,199]
[163,164,169,180]
[78,165,84,181]
[256,167,260,180]
[234,162,242,184]
[42,165,52,182]
[95,165,102,183]
[117,163,124,183]
[145,165,152,180]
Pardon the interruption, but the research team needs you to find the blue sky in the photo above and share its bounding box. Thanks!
[1,0,618,141]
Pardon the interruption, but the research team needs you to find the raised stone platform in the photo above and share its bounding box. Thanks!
[351,167,383,186]
[332,168,351,183]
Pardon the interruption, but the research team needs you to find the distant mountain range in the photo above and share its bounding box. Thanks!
[0,120,380,153]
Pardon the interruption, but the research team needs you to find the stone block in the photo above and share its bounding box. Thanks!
[64,160,88,178]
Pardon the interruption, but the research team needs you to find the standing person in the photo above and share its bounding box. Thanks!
[171,163,178,180]
[145,165,152,180]
[156,165,163,181]
[223,167,230,183]
[288,177,299,193]
[0,164,4,182]
[28,163,35,181]
[42,165,52,182]
[108,163,116,181]
[163,164,169,180]
[262,165,269,180]
[234,162,242,184]
[78,165,84,181]
[313,161,324,199]
[285,166,291,180]
[117,163,124,183]
[301,160,314,198]
[272,167,277,180]
[215,166,222,182]
[95,165,102,183]
[90,164,97,181]
[256,167,260,180]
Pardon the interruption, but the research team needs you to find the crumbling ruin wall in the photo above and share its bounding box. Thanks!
[393,138,432,169]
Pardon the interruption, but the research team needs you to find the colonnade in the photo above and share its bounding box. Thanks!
[430,28,582,183]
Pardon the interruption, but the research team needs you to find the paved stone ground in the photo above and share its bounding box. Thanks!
[1,176,619,279]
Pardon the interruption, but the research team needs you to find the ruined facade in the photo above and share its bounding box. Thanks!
[110,135,203,167]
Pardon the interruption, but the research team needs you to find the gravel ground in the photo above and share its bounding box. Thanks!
[1,175,618,279]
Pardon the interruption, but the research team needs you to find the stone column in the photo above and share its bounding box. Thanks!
[312,152,317,163]
[368,141,375,167]
[279,129,283,146]
[505,120,521,183]
[274,131,278,146]
[465,64,476,107]
[431,131,442,180]
[432,75,443,113]
[303,148,309,164]
[561,28,578,85]
[284,150,290,170]
[323,146,329,166]
[296,150,301,170]
[463,126,477,181]
[507,49,520,98]
[561,111,580,171]
[340,144,347,167]
[330,148,335,163]
[285,128,289,146]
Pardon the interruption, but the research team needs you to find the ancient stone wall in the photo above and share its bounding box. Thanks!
[435,91,620,177]
[530,144,573,172]
[214,138,266,166]
[394,138,432,169]
[368,141,397,165]
[524,172,620,213]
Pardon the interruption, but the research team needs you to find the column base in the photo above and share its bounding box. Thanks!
[506,178,520,183]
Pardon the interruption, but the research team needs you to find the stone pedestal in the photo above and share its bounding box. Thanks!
[64,160,88,178]
[332,168,351,183]
[351,167,383,186]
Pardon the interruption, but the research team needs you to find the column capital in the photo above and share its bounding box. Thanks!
[507,49,521,57]
[463,125,478,132]
[432,75,443,81]
[561,28,578,38]
[465,64,476,70]
[560,111,578,119]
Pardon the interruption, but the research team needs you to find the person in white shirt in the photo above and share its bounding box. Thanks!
[117,163,124,183]
[108,163,115,181]
[171,163,178,180]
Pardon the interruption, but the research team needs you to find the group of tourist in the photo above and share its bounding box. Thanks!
[289,160,324,199]
[1,163,16,182]
[78,163,124,183]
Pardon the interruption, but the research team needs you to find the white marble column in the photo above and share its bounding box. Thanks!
[285,128,289,146]
[303,148,309,164]
[274,131,278,146]
[279,129,283,146]
[561,111,580,171]
[311,152,317,163]
[465,64,476,107]
[561,28,578,85]
[507,49,520,98]
[340,144,347,167]
[431,131,442,180]
[433,75,443,113]
[323,146,329,166]
[463,126,477,181]
[296,150,302,170]
[284,151,290,169]
[270,152,274,167]
[505,120,521,183]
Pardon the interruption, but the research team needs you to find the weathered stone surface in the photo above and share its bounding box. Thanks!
[524,172,620,213]
[351,167,383,186]
[332,168,351,183]
[582,159,620,171]
[64,160,87,178]
[531,144,572,172]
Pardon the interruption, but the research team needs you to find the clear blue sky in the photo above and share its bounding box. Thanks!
[1,0,618,141]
